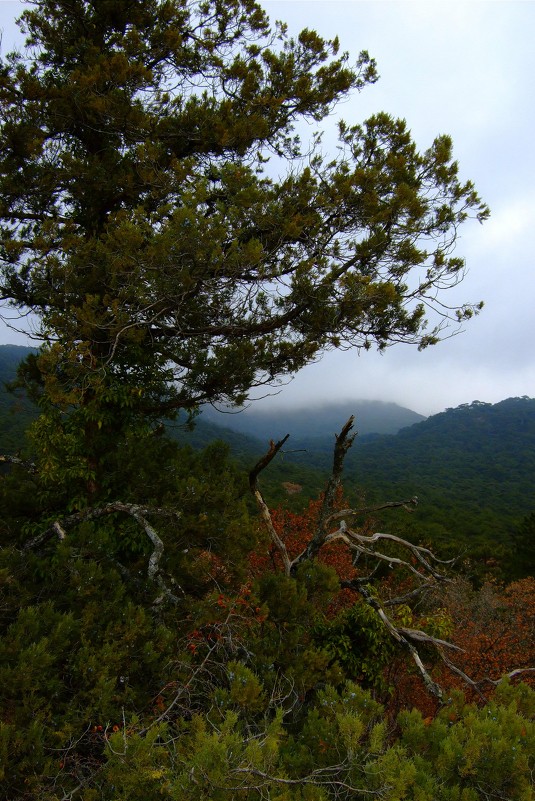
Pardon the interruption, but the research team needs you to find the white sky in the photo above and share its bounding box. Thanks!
[1,0,534,415]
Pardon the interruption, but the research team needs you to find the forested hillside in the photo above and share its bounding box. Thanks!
[1,344,534,575]
[348,398,535,556]
[182,395,535,577]
[0,345,37,453]
[0,1,533,799]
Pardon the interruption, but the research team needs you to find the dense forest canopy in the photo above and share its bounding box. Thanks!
[1,2,533,800]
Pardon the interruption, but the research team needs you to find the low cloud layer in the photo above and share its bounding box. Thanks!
[255,1,535,415]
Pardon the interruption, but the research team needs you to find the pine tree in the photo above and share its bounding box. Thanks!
[0,0,488,497]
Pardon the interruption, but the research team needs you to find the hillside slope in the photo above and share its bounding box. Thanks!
[0,345,37,453]
[351,398,535,502]
[342,398,535,556]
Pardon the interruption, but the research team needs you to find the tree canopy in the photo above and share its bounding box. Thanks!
[0,0,488,447]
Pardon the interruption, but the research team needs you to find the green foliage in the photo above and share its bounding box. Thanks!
[217,661,267,714]
[252,565,344,695]
[85,681,535,801]
[510,512,535,579]
[0,426,260,797]
[2,499,535,800]
[398,688,535,800]
[313,599,396,693]
[0,547,177,798]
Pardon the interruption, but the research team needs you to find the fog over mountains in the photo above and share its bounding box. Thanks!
[201,401,426,442]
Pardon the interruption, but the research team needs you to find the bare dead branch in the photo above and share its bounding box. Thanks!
[483,667,535,687]
[291,416,357,570]
[248,416,524,703]
[23,502,180,550]
[53,520,67,540]
[225,766,386,795]
[23,502,183,603]
[325,526,448,584]
[353,530,454,570]
[398,627,462,651]
[355,581,445,700]
[382,584,435,607]
[249,435,290,488]
[249,436,292,575]
[0,454,38,473]
[253,486,293,576]
[439,650,488,702]
[248,417,466,701]
[404,640,445,700]
[326,497,419,524]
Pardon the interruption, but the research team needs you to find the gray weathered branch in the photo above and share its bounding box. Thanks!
[0,454,38,473]
[23,502,183,604]
[249,436,292,575]
[291,416,356,571]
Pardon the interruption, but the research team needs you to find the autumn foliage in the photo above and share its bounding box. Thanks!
[251,496,535,717]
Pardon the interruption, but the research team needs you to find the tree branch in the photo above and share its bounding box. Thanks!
[225,766,386,795]
[250,418,533,703]
[23,502,183,604]
[0,454,38,473]
[355,580,446,700]
[291,416,356,570]
[248,417,472,702]
[327,525,452,582]
[249,436,292,575]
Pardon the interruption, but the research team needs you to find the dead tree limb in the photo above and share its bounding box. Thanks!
[325,497,420,525]
[249,435,290,486]
[250,419,534,701]
[292,416,356,570]
[326,526,452,582]
[0,454,37,473]
[479,667,535,688]
[249,435,292,575]
[439,651,488,701]
[23,502,183,604]
[355,579,447,700]
[23,502,179,550]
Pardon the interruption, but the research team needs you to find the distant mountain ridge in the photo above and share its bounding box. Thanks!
[0,344,35,375]
[201,399,426,441]
[344,396,535,556]
[0,344,427,453]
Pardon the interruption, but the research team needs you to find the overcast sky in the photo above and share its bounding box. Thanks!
[1,1,534,416]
